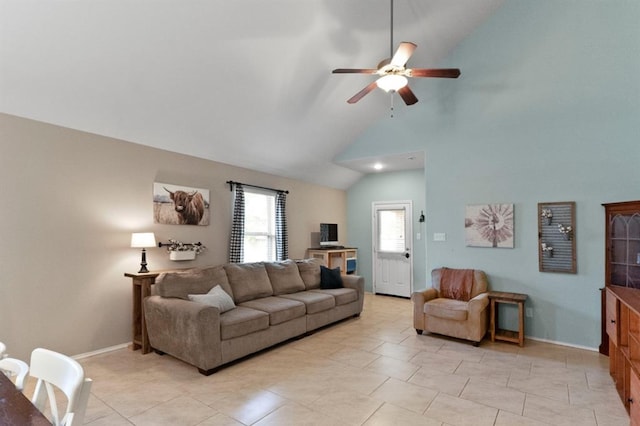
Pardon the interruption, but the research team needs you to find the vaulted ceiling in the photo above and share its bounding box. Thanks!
[1,0,504,189]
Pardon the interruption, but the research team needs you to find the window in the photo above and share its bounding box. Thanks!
[229,183,288,264]
[377,208,406,253]
[243,189,276,262]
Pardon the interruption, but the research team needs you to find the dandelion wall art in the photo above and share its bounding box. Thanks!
[465,204,514,248]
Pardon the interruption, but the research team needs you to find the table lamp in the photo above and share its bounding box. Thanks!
[131,232,156,273]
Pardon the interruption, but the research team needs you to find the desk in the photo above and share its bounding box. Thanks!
[488,291,528,347]
[0,373,51,425]
[307,248,357,275]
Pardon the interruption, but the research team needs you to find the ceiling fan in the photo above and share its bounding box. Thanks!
[332,0,461,106]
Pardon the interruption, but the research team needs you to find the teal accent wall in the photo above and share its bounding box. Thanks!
[343,0,640,349]
[347,169,426,294]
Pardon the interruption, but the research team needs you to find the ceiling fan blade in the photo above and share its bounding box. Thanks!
[408,68,461,78]
[390,42,417,67]
[347,81,379,104]
[332,68,378,74]
[398,85,418,105]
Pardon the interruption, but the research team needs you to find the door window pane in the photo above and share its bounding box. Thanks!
[378,209,405,252]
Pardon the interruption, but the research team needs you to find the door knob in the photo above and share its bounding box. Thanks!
[404,253,410,259]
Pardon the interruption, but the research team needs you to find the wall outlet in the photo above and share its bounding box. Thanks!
[526,308,533,318]
[433,233,446,241]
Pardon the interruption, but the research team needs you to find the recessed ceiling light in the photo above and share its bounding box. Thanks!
[373,163,383,170]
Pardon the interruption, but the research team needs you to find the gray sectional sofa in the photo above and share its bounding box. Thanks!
[143,259,364,375]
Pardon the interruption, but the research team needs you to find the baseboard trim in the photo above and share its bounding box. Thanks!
[526,336,598,352]
[73,336,599,362]
[73,343,129,360]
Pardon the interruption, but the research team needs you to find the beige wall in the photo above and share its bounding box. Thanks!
[0,113,347,361]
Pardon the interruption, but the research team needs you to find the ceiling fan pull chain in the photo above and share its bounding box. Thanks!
[390,93,395,118]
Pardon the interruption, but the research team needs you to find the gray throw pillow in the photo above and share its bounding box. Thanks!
[187,285,236,312]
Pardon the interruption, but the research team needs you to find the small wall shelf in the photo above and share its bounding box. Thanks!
[538,201,576,274]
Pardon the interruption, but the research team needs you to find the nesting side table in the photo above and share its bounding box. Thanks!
[488,291,528,347]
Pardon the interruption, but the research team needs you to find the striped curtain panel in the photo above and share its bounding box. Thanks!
[275,191,288,261]
[229,184,245,263]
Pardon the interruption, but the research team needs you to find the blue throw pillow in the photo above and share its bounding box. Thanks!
[320,265,343,289]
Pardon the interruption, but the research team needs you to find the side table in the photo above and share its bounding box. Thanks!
[125,272,160,354]
[488,291,528,347]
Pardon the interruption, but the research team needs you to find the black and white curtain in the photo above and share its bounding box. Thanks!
[229,184,245,263]
[275,191,288,261]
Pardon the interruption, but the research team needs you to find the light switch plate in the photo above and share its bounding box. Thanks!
[433,233,446,241]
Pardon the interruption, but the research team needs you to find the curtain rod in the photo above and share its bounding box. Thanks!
[226,180,289,194]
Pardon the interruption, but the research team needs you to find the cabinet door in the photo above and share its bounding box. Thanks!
[631,369,640,425]
[606,289,619,346]
[607,209,640,288]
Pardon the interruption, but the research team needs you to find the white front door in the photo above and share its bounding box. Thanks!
[372,201,413,298]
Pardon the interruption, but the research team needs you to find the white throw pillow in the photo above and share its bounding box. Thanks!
[187,285,236,313]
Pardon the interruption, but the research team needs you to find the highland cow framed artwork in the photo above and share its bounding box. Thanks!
[153,182,210,225]
[465,203,514,248]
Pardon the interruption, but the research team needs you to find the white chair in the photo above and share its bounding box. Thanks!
[29,348,93,426]
[0,341,6,358]
[0,357,29,390]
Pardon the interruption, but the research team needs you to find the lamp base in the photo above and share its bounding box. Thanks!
[138,248,150,273]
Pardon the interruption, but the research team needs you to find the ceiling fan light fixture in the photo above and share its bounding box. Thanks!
[376,74,408,92]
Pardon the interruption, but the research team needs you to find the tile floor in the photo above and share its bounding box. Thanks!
[74,294,627,425]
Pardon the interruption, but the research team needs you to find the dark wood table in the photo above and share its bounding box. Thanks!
[0,372,51,425]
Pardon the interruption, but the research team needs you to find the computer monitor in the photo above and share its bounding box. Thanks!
[319,223,338,247]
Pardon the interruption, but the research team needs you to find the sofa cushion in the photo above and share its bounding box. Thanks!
[187,285,236,313]
[156,266,231,300]
[279,291,335,314]
[240,297,306,325]
[219,306,269,340]
[265,260,306,295]
[296,258,322,290]
[424,298,469,321]
[320,266,343,289]
[311,288,357,306]
[224,262,273,303]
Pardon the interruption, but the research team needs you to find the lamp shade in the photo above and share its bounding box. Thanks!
[131,232,156,248]
[376,75,408,93]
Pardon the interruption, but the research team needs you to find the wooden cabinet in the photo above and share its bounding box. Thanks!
[125,272,159,354]
[606,286,640,421]
[604,201,640,289]
[632,369,640,426]
[602,201,640,355]
[307,248,357,275]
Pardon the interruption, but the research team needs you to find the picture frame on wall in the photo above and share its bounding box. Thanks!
[153,182,210,225]
[465,203,514,248]
[538,201,576,274]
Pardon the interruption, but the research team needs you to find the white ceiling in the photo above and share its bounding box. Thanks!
[0,0,504,189]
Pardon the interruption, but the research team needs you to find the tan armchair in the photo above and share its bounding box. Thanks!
[411,268,489,346]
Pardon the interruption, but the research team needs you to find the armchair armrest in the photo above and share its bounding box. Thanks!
[411,288,438,332]
[411,288,438,305]
[467,292,489,316]
[144,295,222,371]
